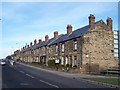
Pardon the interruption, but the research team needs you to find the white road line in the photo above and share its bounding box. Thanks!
[39,80,59,88]
[19,71,25,74]
[26,74,35,78]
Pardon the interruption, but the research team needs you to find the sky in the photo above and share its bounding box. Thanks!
[0,1,119,58]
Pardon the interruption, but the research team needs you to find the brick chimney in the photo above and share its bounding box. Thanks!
[88,14,95,30]
[30,42,32,47]
[27,45,29,48]
[106,17,112,31]
[54,31,58,39]
[67,24,72,35]
[38,39,42,44]
[34,39,37,45]
[45,35,49,42]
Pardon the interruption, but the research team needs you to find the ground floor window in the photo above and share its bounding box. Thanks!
[65,56,68,65]
[70,56,72,66]
[61,57,64,65]
[74,56,77,66]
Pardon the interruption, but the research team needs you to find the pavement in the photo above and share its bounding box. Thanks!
[16,62,120,88]
[17,62,118,78]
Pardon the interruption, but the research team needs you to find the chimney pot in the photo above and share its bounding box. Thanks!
[30,42,32,47]
[34,39,37,45]
[88,14,95,30]
[45,35,49,42]
[38,39,42,44]
[27,45,29,48]
[66,24,72,35]
[106,17,112,31]
[54,31,58,39]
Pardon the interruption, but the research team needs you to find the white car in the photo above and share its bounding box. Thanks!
[0,60,6,65]
[9,60,15,65]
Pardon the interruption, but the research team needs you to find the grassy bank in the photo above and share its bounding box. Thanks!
[83,77,119,85]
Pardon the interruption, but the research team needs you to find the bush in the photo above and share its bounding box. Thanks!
[47,60,55,67]
[73,65,77,67]
[16,59,20,62]
[66,64,69,67]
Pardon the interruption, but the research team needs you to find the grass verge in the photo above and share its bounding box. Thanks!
[83,77,119,85]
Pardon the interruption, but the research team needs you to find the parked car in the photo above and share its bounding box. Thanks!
[0,60,6,66]
[9,60,15,65]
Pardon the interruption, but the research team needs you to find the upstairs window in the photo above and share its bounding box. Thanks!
[74,40,77,50]
[62,43,64,52]
[56,44,58,53]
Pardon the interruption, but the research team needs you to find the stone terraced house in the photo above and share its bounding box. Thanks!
[13,14,118,73]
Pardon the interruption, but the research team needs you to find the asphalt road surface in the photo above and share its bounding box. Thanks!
[2,61,115,88]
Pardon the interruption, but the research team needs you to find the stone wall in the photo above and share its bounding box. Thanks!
[82,28,118,73]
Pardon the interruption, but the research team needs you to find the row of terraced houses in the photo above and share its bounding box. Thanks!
[12,14,118,73]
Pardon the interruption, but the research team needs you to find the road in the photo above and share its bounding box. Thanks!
[2,61,115,88]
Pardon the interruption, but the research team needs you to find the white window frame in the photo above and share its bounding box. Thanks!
[61,57,64,65]
[65,56,68,65]
[56,44,58,53]
[74,41,77,50]
[62,43,64,52]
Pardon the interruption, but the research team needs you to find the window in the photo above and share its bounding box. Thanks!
[65,56,68,65]
[74,56,77,66]
[56,44,58,53]
[74,40,77,50]
[61,57,64,65]
[114,44,118,48]
[62,43,64,52]
[70,56,72,66]
[48,48,50,53]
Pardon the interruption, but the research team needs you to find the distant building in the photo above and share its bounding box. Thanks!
[114,30,119,61]
[13,14,118,73]
[118,30,120,62]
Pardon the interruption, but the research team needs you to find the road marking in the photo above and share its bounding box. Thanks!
[26,74,35,78]
[19,71,25,74]
[39,80,59,88]
[20,83,29,85]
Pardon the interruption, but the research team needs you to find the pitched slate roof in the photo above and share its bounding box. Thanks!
[49,25,89,45]
[31,34,63,50]
[49,20,104,45]
[21,20,104,51]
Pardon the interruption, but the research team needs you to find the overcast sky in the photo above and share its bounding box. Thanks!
[0,0,119,58]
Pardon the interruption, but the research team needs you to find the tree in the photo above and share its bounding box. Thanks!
[6,55,12,59]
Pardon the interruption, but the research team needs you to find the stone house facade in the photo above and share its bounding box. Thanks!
[13,14,118,73]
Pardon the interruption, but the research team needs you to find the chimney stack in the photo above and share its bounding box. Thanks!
[106,17,112,31]
[30,42,32,47]
[88,14,95,30]
[45,35,49,42]
[38,39,42,44]
[34,39,37,45]
[27,45,29,48]
[67,24,72,35]
[54,31,58,39]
